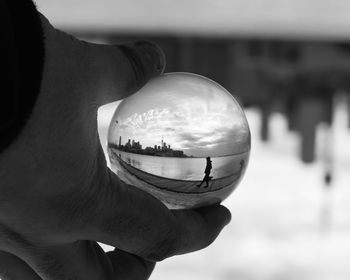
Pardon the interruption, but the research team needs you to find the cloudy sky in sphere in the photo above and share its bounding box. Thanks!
[109,74,250,157]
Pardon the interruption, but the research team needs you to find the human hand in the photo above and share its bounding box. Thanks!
[0,15,231,280]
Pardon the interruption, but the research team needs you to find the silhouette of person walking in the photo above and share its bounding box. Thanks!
[197,157,213,188]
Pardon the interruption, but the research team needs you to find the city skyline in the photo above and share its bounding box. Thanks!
[109,136,188,157]
[108,73,250,157]
[117,136,172,151]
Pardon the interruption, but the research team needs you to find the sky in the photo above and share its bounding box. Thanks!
[36,0,350,40]
[108,73,250,157]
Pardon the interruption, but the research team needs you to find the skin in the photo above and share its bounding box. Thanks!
[0,14,231,280]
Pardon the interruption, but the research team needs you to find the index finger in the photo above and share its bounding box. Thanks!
[75,168,231,261]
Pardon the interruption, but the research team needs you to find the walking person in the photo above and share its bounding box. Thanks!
[197,157,213,188]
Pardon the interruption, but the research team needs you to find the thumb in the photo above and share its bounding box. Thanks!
[119,41,166,90]
[39,14,166,107]
[89,40,166,106]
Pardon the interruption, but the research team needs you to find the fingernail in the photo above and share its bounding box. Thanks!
[134,41,166,73]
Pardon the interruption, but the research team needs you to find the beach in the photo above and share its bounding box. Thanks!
[108,148,249,208]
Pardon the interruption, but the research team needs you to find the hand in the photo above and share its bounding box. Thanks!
[0,15,231,280]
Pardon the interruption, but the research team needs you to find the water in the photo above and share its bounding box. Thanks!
[114,149,248,180]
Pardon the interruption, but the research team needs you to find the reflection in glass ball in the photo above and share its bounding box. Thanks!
[107,72,250,209]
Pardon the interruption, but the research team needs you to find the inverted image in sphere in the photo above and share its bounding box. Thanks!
[108,72,250,209]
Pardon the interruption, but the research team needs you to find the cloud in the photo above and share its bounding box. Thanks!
[111,83,250,157]
[176,124,249,156]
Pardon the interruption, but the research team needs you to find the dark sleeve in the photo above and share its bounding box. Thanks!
[0,0,45,153]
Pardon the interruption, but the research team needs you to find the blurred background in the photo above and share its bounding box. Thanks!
[35,1,350,279]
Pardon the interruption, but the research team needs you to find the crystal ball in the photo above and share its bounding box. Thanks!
[107,72,250,209]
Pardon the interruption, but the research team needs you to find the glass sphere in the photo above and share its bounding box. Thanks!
[107,72,250,209]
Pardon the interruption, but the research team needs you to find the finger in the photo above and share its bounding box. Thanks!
[79,169,231,261]
[20,241,154,280]
[172,204,232,253]
[23,241,111,280]
[107,248,155,279]
[0,250,41,280]
[39,14,165,106]
[89,40,166,106]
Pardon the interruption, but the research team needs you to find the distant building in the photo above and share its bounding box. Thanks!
[113,137,187,157]
[125,139,131,149]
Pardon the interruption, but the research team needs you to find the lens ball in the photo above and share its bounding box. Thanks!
[108,72,250,209]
